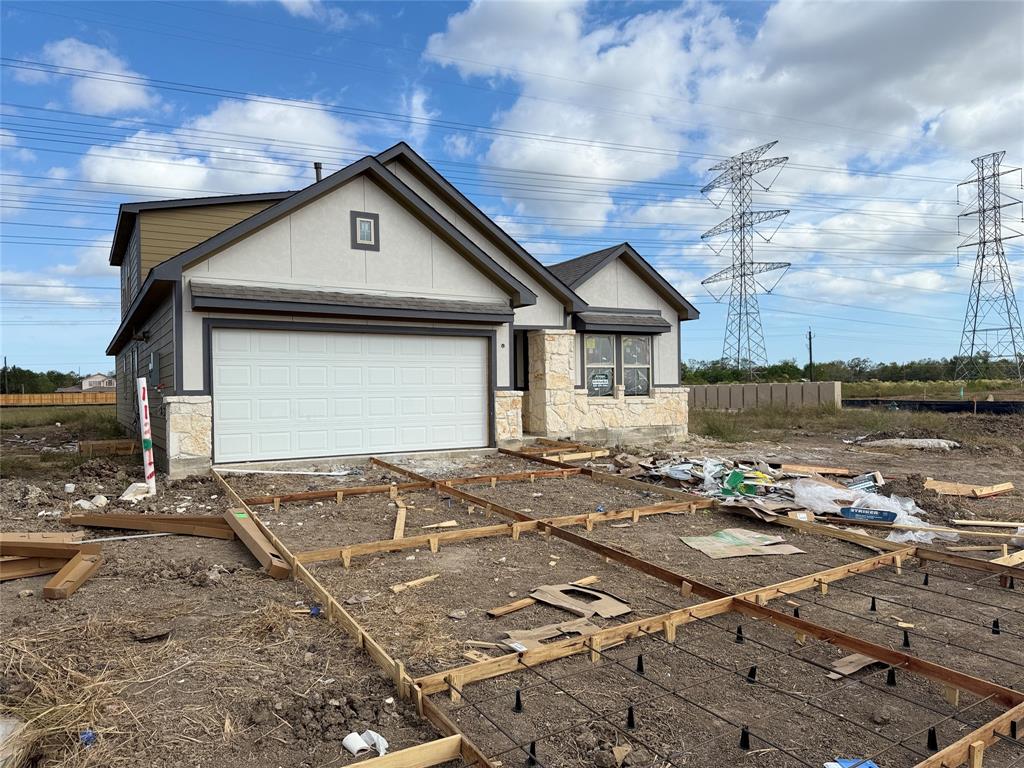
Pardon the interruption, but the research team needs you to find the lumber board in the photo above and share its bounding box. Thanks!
[343,735,463,768]
[223,509,290,579]
[0,541,101,559]
[64,513,235,539]
[820,517,1022,540]
[393,501,407,540]
[972,482,1015,498]
[949,519,1023,528]
[924,479,1015,498]
[777,462,853,476]
[914,546,1024,580]
[418,697,495,767]
[991,549,1024,566]
[42,551,103,599]
[0,556,69,581]
[242,480,431,506]
[0,532,84,543]
[370,457,436,484]
[734,599,1024,707]
[912,701,1024,768]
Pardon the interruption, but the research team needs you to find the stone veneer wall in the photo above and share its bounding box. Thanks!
[164,395,212,479]
[494,390,523,441]
[525,329,688,442]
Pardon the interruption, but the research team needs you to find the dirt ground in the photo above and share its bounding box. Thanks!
[2,411,1023,768]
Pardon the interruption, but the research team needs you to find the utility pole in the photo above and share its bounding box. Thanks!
[807,328,815,382]
[954,151,1024,382]
[700,141,790,379]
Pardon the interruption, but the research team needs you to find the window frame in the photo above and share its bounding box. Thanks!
[621,334,652,397]
[583,333,616,397]
[350,210,380,251]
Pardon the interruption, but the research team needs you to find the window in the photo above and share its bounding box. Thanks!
[622,336,651,396]
[350,211,380,251]
[585,334,615,397]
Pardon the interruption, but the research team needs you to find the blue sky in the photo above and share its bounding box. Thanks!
[1,0,1022,376]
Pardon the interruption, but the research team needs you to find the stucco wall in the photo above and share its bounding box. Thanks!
[571,259,681,387]
[385,159,568,330]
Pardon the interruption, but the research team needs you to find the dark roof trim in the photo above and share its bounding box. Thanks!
[149,156,538,308]
[573,311,672,334]
[109,191,294,266]
[376,142,586,312]
[550,243,700,321]
[189,281,513,324]
[105,274,173,355]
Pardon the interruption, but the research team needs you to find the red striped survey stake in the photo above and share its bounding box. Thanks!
[136,377,157,496]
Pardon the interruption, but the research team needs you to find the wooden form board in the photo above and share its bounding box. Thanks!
[344,735,462,768]
[949,519,1024,529]
[0,532,84,543]
[43,551,103,599]
[64,513,236,540]
[222,509,290,579]
[0,556,68,581]
[913,700,1024,768]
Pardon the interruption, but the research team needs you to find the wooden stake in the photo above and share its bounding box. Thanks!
[944,684,961,708]
[393,503,406,540]
[968,740,985,768]
[42,552,102,599]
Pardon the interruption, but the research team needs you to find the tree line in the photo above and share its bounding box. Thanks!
[680,356,1020,384]
[0,366,106,394]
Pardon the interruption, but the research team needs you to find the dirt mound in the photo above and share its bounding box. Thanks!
[883,473,968,520]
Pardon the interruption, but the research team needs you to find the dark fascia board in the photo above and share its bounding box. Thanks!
[190,294,514,325]
[150,156,538,308]
[105,274,173,355]
[108,191,294,266]
[376,142,586,313]
[571,317,672,335]
[568,243,700,321]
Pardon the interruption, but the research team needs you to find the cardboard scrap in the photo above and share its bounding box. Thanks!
[528,583,631,618]
[500,617,600,651]
[680,528,805,559]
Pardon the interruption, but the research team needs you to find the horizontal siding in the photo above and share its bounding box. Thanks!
[121,223,141,316]
[139,202,275,273]
[114,294,175,471]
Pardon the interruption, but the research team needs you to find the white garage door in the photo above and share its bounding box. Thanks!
[212,328,489,463]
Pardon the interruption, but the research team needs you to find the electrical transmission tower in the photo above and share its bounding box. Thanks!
[700,141,790,376]
[954,151,1024,382]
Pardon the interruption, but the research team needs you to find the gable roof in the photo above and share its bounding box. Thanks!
[549,243,699,321]
[375,142,586,312]
[108,191,294,266]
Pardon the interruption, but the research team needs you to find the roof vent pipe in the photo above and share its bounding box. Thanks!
[313,161,323,182]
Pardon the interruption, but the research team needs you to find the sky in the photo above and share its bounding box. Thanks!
[1,0,1022,376]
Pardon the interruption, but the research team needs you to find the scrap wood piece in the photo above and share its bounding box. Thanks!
[392,500,406,540]
[222,509,290,579]
[949,519,1024,529]
[341,734,462,768]
[65,513,236,540]
[500,617,600,652]
[0,556,69,581]
[825,653,881,680]
[992,549,1024,567]
[390,573,439,594]
[777,463,853,476]
[42,551,103,599]
[529,582,630,619]
[924,479,1015,498]
[680,529,805,559]
[0,540,101,560]
[487,575,600,618]
[420,520,459,529]
[0,532,84,543]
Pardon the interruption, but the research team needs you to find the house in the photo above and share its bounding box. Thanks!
[106,143,698,478]
[56,373,116,393]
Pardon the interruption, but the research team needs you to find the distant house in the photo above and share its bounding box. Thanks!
[57,373,116,393]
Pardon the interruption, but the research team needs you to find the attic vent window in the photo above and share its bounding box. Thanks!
[350,211,380,251]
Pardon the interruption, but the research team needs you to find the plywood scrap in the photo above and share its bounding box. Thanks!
[680,529,805,559]
[500,617,600,652]
[529,583,630,619]
[222,509,290,579]
[925,478,1014,498]
[487,576,600,618]
[390,574,440,594]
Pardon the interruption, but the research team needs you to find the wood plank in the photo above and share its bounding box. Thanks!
[0,556,69,581]
[914,547,1024,579]
[949,519,1024,529]
[393,501,407,540]
[64,513,235,540]
[42,551,103,599]
[242,481,431,506]
[0,541,101,559]
[223,509,290,579]
[820,517,1023,540]
[992,549,1024,566]
[735,599,1024,707]
[924,479,1015,498]
[778,463,853,476]
[912,701,1024,768]
[972,482,1015,498]
[0,532,84,543]
[341,735,463,768]
[390,574,440,594]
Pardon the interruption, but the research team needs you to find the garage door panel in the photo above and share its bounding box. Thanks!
[213,329,489,462]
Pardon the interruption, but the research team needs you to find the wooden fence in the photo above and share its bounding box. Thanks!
[687,381,842,411]
[0,392,117,407]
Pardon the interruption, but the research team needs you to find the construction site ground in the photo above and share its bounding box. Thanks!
[1,410,1022,767]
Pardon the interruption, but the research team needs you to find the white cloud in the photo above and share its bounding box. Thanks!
[399,88,438,147]
[18,38,159,115]
[0,270,113,307]
[0,128,36,163]
[48,237,115,278]
[443,133,475,159]
[75,97,364,196]
[274,0,362,30]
